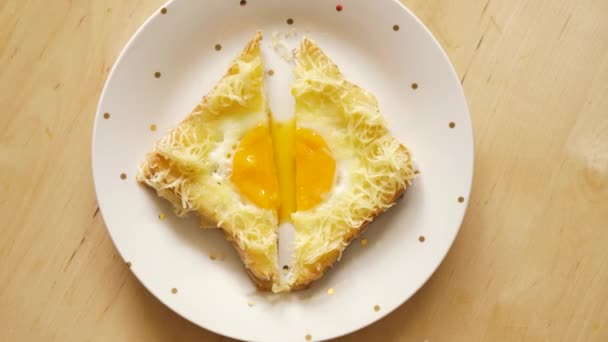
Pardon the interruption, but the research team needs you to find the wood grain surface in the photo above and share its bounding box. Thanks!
[1,0,607,341]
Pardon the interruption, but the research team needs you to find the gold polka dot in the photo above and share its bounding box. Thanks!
[458,196,465,203]
[268,69,275,76]
[414,170,420,175]
[240,0,247,5]
[360,238,368,246]
[171,288,177,294]
[103,112,110,119]
[126,261,132,268]
[160,7,167,14]
[210,253,217,260]
[287,18,294,25]
[305,335,312,341]
[150,124,157,131]
[158,212,166,220]
[449,122,456,129]
[327,287,335,295]
[154,71,161,78]
[411,83,419,90]
[120,173,127,180]
[393,24,400,31]
[419,236,425,243]
[215,44,222,51]
[374,305,381,312]
[283,265,289,270]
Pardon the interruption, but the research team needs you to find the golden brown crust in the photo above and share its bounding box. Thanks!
[290,182,408,290]
[222,231,274,291]
[138,153,221,226]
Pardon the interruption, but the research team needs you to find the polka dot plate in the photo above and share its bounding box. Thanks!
[92,0,473,341]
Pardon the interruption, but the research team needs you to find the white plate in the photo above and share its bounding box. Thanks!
[92,0,473,341]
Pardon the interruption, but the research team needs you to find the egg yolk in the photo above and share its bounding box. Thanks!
[294,128,336,211]
[231,125,280,210]
[271,119,296,223]
[231,123,335,219]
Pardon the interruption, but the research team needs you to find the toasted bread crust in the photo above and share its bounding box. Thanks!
[222,231,274,291]
[289,178,409,290]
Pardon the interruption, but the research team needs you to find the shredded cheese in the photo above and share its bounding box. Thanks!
[289,38,415,284]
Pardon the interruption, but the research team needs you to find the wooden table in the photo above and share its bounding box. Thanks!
[2,0,607,341]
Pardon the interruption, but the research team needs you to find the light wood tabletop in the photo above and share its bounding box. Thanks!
[1,0,607,341]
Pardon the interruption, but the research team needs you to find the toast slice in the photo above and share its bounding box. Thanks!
[287,38,415,289]
[137,32,279,290]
